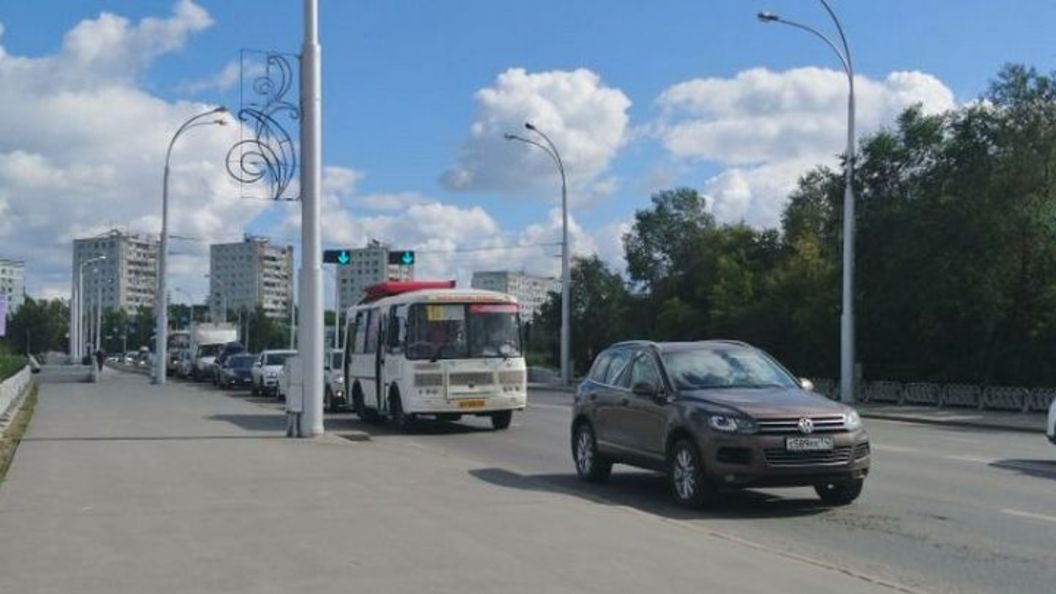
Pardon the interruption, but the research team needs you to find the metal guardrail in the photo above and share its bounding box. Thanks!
[811,378,1056,413]
[0,365,32,420]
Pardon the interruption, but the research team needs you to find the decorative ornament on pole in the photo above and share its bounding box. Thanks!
[226,50,301,202]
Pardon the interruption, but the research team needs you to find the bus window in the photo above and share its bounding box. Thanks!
[407,303,467,360]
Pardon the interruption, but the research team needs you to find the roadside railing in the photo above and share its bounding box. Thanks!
[0,365,32,420]
[809,378,1055,413]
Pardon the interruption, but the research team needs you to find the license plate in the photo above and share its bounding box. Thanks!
[457,399,486,409]
[786,436,835,451]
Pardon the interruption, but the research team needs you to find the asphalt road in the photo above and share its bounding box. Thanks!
[315,387,1056,594]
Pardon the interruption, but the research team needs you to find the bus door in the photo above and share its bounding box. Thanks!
[351,307,382,412]
[381,305,409,402]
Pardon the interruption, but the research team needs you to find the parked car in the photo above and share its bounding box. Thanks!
[218,353,257,389]
[324,349,346,411]
[570,340,870,508]
[251,349,296,397]
[210,342,245,386]
[1047,396,1056,445]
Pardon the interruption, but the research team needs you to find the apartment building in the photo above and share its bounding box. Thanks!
[0,258,25,313]
[335,241,414,311]
[209,235,294,320]
[72,229,159,313]
[471,270,559,322]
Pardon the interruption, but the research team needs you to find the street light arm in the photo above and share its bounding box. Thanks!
[525,125,567,182]
[819,0,854,81]
[769,16,851,81]
[505,134,562,172]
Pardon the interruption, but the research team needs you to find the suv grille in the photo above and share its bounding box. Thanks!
[756,415,846,435]
[764,446,853,467]
[853,442,871,459]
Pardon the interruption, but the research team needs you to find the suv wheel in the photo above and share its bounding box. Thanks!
[572,423,611,483]
[814,479,864,505]
[668,439,714,508]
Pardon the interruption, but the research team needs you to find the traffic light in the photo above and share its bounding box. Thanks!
[388,250,415,266]
[323,249,352,265]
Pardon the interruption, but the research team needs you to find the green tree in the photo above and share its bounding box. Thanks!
[3,298,69,355]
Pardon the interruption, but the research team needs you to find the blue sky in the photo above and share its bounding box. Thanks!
[1,1,1054,299]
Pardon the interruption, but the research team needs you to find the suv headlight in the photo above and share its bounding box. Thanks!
[335,376,345,384]
[844,409,863,430]
[265,371,278,379]
[707,415,757,434]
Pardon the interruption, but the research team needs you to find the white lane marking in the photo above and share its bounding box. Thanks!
[528,402,572,411]
[944,454,997,464]
[1001,508,1056,524]
[871,443,921,453]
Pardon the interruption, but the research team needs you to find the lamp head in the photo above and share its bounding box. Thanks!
[524,122,536,131]
[214,119,228,126]
[503,132,517,141]
[213,105,229,114]
[757,11,779,22]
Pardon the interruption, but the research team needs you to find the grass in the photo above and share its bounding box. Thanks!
[0,355,28,382]
[0,384,38,484]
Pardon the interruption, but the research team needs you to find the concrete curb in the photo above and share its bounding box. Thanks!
[859,411,1043,434]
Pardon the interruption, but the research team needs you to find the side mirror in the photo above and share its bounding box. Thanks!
[632,381,659,399]
[799,378,815,392]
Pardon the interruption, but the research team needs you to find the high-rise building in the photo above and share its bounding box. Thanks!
[209,235,294,320]
[72,229,159,313]
[0,258,25,313]
[336,241,414,311]
[471,270,559,323]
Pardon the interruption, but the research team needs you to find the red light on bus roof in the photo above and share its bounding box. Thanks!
[361,280,456,303]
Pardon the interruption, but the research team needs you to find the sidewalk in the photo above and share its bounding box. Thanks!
[529,383,1049,433]
[0,371,901,594]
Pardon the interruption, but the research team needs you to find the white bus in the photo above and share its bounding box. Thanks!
[344,281,527,431]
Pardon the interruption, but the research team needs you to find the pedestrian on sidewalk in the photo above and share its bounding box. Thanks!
[94,347,106,372]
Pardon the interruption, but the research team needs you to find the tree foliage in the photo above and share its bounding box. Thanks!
[529,64,1056,386]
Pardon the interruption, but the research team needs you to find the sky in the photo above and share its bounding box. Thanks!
[1,0,1054,306]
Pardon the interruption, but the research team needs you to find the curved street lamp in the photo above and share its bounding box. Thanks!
[504,122,571,385]
[758,1,857,403]
[154,106,228,385]
[76,255,106,360]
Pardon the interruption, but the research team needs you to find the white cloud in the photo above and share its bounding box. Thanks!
[0,2,274,298]
[441,68,631,203]
[178,61,240,95]
[655,67,955,227]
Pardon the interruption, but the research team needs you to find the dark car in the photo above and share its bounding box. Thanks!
[571,340,870,508]
[219,353,256,389]
[211,342,245,386]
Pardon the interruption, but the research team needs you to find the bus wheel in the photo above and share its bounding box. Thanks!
[353,384,381,424]
[491,410,513,430]
[389,391,416,433]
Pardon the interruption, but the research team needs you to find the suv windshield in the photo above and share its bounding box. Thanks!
[662,345,797,391]
[406,303,522,360]
[265,352,293,366]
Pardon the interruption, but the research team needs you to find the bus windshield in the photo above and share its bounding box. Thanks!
[406,303,521,360]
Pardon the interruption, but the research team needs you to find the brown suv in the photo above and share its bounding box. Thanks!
[571,340,870,508]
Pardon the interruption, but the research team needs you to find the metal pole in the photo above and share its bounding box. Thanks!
[156,108,226,385]
[76,266,83,360]
[559,163,570,386]
[300,0,325,436]
[95,283,102,355]
[332,268,341,351]
[69,269,78,359]
[757,2,855,403]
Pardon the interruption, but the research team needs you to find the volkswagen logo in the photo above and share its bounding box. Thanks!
[797,418,815,434]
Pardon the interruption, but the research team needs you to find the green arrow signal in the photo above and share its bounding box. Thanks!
[401,251,414,265]
[337,251,350,265]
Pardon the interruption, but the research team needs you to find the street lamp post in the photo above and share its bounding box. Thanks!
[77,256,106,362]
[155,106,227,385]
[758,0,856,403]
[299,0,325,436]
[503,123,571,385]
